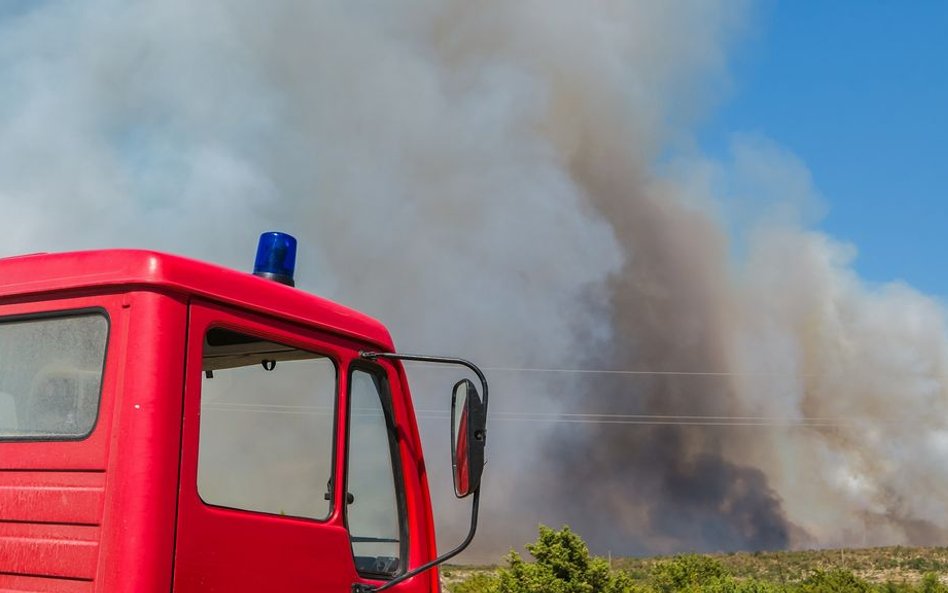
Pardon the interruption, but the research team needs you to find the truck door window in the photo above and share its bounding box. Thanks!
[0,312,108,440]
[198,327,337,521]
[346,367,405,578]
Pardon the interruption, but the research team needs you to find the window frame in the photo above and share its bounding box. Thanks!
[194,321,341,524]
[0,307,110,443]
[344,361,410,581]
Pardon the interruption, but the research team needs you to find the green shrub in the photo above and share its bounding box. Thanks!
[647,555,789,593]
[920,573,948,593]
[451,572,500,593]
[650,556,729,592]
[490,525,634,593]
[879,582,915,593]
[797,570,872,593]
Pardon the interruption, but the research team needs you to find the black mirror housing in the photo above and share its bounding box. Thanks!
[451,379,486,498]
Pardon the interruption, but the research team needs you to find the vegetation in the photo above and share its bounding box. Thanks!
[443,527,948,593]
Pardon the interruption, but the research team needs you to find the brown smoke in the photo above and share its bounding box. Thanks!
[544,147,794,554]
[2,0,947,560]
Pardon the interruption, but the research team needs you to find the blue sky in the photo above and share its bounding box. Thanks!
[701,2,948,296]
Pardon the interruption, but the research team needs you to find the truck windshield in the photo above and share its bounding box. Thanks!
[0,313,108,440]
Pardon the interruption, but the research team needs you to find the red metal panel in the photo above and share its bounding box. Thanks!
[0,523,98,580]
[94,291,186,593]
[0,471,105,525]
[388,358,441,593]
[0,574,93,593]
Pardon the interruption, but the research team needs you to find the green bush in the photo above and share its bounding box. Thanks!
[452,572,500,593]
[797,570,872,593]
[878,582,914,593]
[490,525,634,593]
[651,556,728,592]
[920,573,948,593]
[648,555,786,593]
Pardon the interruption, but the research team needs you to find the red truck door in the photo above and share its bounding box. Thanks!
[173,301,409,592]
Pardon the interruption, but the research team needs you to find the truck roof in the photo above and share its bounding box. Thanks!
[0,249,394,349]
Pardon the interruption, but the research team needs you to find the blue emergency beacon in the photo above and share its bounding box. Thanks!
[253,231,297,286]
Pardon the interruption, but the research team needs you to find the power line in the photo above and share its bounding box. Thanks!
[482,367,767,377]
[417,418,840,427]
[421,410,842,421]
[400,360,807,377]
[415,408,846,427]
[202,402,847,427]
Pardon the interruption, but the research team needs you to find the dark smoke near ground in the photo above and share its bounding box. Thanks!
[3,1,948,560]
[546,155,797,555]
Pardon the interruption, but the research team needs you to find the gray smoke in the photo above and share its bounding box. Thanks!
[2,0,947,559]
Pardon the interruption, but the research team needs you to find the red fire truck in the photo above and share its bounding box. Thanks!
[0,232,487,593]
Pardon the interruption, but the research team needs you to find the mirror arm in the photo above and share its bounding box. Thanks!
[355,351,488,593]
[359,352,489,412]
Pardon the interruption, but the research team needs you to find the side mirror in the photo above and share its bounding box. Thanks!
[451,379,486,498]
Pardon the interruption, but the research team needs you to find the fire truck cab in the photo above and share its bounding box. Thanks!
[0,235,486,593]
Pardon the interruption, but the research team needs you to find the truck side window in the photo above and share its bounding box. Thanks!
[0,312,108,441]
[197,327,337,521]
[347,368,405,578]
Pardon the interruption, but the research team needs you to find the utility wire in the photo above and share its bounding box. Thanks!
[203,402,847,427]
[482,367,771,377]
[203,402,840,421]
[399,360,807,377]
[413,412,845,427]
[417,410,842,421]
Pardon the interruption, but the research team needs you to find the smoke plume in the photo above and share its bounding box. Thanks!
[2,0,948,559]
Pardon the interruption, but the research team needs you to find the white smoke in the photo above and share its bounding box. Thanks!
[2,0,945,558]
[734,225,948,547]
